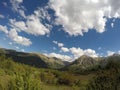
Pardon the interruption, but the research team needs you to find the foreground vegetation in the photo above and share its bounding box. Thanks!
[0,54,90,90]
[0,54,120,90]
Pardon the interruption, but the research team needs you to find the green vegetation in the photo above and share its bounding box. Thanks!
[0,54,91,90]
[1,48,120,90]
[0,48,67,69]
[86,60,120,90]
[0,54,41,90]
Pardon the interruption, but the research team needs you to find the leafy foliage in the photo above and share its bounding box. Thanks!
[0,54,83,90]
[87,60,120,90]
[1,49,120,90]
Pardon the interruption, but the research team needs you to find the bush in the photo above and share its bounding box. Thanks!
[8,72,41,90]
[57,73,76,86]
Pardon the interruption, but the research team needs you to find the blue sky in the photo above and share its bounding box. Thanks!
[0,0,120,61]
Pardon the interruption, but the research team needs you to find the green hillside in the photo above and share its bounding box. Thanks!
[0,54,92,90]
[1,48,120,90]
[0,48,68,69]
[63,55,101,74]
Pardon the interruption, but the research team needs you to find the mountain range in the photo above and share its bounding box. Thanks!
[0,48,68,69]
[0,48,120,71]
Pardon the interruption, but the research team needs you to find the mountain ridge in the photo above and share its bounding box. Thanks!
[0,48,68,69]
[1,48,120,72]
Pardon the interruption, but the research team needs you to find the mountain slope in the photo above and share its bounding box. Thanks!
[0,48,67,69]
[63,55,100,73]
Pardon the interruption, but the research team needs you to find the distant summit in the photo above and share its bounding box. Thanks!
[112,53,120,56]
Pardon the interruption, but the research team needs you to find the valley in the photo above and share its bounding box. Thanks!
[0,48,120,90]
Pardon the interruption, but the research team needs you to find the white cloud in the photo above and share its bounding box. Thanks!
[10,0,27,19]
[70,47,98,59]
[26,14,50,36]
[61,47,69,52]
[0,14,4,19]
[111,23,114,28]
[10,0,23,11]
[6,2,51,47]
[58,43,64,47]
[44,52,72,61]
[8,29,32,46]
[0,25,8,34]
[45,47,98,61]
[49,0,120,36]
[9,42,13,45]
[34,7,51,22]
[53,40,64,47]
[53,40,58,44]
[0,24,32,47]
[107,51,115,56]
[84,49,98,57]
[10,19,27,31]
[53,40,98,60]
[15,46,19,49]
[18,9,26,18]
[9,10,50,36]
[70,47,84,59]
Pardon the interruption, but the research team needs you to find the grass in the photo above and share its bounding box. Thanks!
[40,84,82,90]
[0,54,94,90]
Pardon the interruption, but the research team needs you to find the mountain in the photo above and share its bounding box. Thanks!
[64,54,120,73]
[63,55,101,73]
[1,48,120,71]
[0,48,67,69]
[71,55,97,68]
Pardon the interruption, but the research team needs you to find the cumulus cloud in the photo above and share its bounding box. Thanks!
[45,46,98,61]
[70,47,98,59]
[9,19,27,31]
[84,49,98,57]
[61,47,69,52]
[0,25,8,34]
[49,0,120,36]
[0,14,4,19]
[15,46,20,49]
[2,1,52,47]
[10,0,23,11]
[26,15,50,35]
[0,24,32,46]
[58,43,64,47]
[107,50,115,56]
[9,42,13,45]
[53,40,64,47]
[111,23,114,28]
[9,9,50,36]
[8,29,32,46]
[9,18,49,36]
[10,0,51,36]
[53,40,98,60]
[53,40,58,44]
[34,7,51,22]
[44,52,72,61]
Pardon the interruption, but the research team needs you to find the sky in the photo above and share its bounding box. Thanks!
[0,0,120,61]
